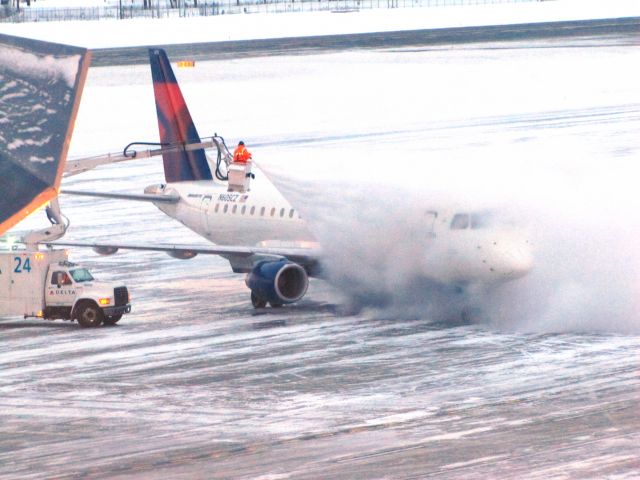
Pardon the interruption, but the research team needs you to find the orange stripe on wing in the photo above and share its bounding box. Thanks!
[0,188,58,235]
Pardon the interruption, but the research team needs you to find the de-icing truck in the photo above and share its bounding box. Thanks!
[0,248,131,327]
[0,200,131,328]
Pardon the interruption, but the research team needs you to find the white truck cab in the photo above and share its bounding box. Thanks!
[0,248,131,327]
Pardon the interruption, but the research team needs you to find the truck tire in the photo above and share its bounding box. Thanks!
[103,314,123,326]
[75,301,104,328]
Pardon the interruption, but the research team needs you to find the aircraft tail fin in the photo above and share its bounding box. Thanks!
[0,34,90,236]
[149,48,213,183]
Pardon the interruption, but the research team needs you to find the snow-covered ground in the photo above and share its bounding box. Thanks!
[0,0,639,48]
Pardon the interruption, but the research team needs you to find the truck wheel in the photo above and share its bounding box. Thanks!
[103,314,123,326]
[75,301,104,328]
[251,291,267,309]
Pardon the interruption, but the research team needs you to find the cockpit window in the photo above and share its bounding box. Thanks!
[451,211,498,230]
[470,212,493,229]
[450,213,470,230]
[70,268,94,283]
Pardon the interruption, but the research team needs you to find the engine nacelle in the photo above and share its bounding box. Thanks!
[245,259,309,305]
[168,250,197,259]
[93,246,118,255]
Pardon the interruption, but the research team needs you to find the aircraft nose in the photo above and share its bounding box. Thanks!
[501,240,533,280]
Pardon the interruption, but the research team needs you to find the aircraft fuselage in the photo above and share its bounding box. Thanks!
[146,165,315,248]
[145,167,532,286]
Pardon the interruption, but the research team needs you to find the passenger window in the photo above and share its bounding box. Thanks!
[223,204,228,213]
[280,208,285,217]
[260,207,265,216]
[232,205,237,214]
[450,213,469,230]
[241,206,246,215]
[270,208,275,217]
[214,204,220,213]
[250,206,255,215]
[289,209,294,218]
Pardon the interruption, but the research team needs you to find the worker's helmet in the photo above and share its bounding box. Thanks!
[238,141,245,146]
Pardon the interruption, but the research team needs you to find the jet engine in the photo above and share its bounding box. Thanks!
[245,259,309,307]
[93,246,118,255]
[168,250,197,259]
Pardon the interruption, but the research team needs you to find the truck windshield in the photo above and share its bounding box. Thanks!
[70,268,94,283]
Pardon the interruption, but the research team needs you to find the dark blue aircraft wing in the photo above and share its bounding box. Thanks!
[0,34,90,235]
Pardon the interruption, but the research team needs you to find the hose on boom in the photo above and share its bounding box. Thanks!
[212,134,232,182]
[123,141,169,158]
[122,137,232,182]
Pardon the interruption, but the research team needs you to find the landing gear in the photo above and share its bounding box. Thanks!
[250,292,287,309]
[251,291,267,309]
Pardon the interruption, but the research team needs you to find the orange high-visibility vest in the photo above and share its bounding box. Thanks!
[233,145,252,163]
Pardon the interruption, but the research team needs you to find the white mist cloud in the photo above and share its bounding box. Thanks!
[260,102,640,333]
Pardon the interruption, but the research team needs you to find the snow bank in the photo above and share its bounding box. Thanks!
[0,0,638,49]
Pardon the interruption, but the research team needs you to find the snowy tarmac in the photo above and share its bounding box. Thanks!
[89,16,640,66]
[2,19,640,479]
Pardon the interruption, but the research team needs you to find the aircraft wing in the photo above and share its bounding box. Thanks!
[46,240,322,274]
[0,34,90,235]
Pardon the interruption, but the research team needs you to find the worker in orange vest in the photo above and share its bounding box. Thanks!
[233,141,252,163]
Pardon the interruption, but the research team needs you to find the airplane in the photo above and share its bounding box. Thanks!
[8,42,533,310]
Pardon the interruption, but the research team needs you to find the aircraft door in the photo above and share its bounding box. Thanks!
[200,195,212,234]
[425,210,438,238]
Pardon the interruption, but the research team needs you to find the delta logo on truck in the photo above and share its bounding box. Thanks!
[0,249,131,328]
